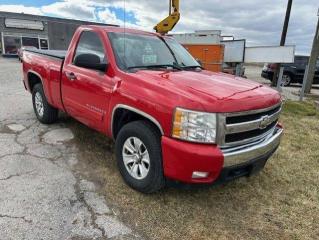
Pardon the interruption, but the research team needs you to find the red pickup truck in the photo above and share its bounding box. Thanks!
[22,25,283,193]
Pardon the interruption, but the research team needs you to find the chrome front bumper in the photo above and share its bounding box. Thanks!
[222,127,283,167]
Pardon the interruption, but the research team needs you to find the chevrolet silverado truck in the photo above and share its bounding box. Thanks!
[22,26,283,193]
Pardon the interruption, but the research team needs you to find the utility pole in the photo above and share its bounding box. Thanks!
[272,0,293,86]
[304,9,319,94]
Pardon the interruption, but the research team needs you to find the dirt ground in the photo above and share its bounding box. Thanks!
[70,100,319,240]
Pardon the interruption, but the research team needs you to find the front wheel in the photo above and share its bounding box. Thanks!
[32,84,58,124]
[115,121,165,193]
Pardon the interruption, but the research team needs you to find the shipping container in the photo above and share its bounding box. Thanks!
[183,44,224,72]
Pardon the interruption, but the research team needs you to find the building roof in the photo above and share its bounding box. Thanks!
[0,11,118,27]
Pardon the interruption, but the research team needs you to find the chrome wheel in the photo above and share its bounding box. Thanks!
[122,137,150,180]
[281,74,291,86]
[35,92,44,117]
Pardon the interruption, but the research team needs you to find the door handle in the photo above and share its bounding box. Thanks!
[65,72,77,81]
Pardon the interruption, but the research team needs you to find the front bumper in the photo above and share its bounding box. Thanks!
[214,146,278,185]
[222,127,283,167]
[161,126,283,184]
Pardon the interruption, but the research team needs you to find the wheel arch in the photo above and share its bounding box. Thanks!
[111,104,164,139]
[27,70,43,92]
[283,70,294,79]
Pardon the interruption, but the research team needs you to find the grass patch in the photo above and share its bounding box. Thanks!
[282,100,318,117]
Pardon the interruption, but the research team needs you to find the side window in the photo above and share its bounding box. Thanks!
[73,31,107,65]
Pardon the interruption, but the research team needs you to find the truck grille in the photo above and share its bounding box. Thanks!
[218,102,282,147]
[226,105,281,124]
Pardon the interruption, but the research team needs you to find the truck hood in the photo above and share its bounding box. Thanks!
[136,70,262,99]
[131,70,281,112]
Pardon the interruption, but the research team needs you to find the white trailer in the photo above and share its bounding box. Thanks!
[222,39,246,63]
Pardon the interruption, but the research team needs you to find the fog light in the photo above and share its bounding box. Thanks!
[192,171,209,179]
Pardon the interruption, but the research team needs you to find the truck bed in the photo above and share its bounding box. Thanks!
[23,49,65,111]
[24,49,67,60]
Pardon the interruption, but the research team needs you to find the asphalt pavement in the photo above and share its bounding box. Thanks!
[0,57,139,240]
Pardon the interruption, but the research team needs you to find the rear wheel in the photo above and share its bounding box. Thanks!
[32,84,58,124]
[115,120,165,193]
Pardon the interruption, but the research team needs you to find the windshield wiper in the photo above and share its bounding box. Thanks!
[127,64,182,71]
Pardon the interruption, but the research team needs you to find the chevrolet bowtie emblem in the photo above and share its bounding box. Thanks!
[260,115,271,129]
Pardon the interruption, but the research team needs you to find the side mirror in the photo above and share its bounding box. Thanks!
[74,53,108,72]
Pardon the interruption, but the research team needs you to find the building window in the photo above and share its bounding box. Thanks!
[22,37,39,49]
[3,36,21,55]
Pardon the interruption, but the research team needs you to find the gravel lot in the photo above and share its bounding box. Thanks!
[0,57,138,240]
[244,65,319,100]
[0,57,318,240]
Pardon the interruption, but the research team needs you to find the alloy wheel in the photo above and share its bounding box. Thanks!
[35,92,44,117]
[122,137,150,180]
[281,74,291,86]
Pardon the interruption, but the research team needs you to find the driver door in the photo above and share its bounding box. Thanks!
[61,30,114,132]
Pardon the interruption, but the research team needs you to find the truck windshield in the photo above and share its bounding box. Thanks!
[108,32,200,71]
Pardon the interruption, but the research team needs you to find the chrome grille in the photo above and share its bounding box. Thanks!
[217,102,282,148]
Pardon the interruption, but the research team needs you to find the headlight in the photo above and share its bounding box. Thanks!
[172,108,217,143]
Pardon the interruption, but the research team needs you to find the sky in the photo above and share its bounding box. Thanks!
[0,0,318,55]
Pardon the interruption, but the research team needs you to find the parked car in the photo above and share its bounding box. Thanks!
[18,46,37,62]
[262,55,319,86]
[22,25,283,193]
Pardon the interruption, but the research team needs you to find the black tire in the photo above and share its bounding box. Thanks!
[115,120,165,193]
[32,83,58,124]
